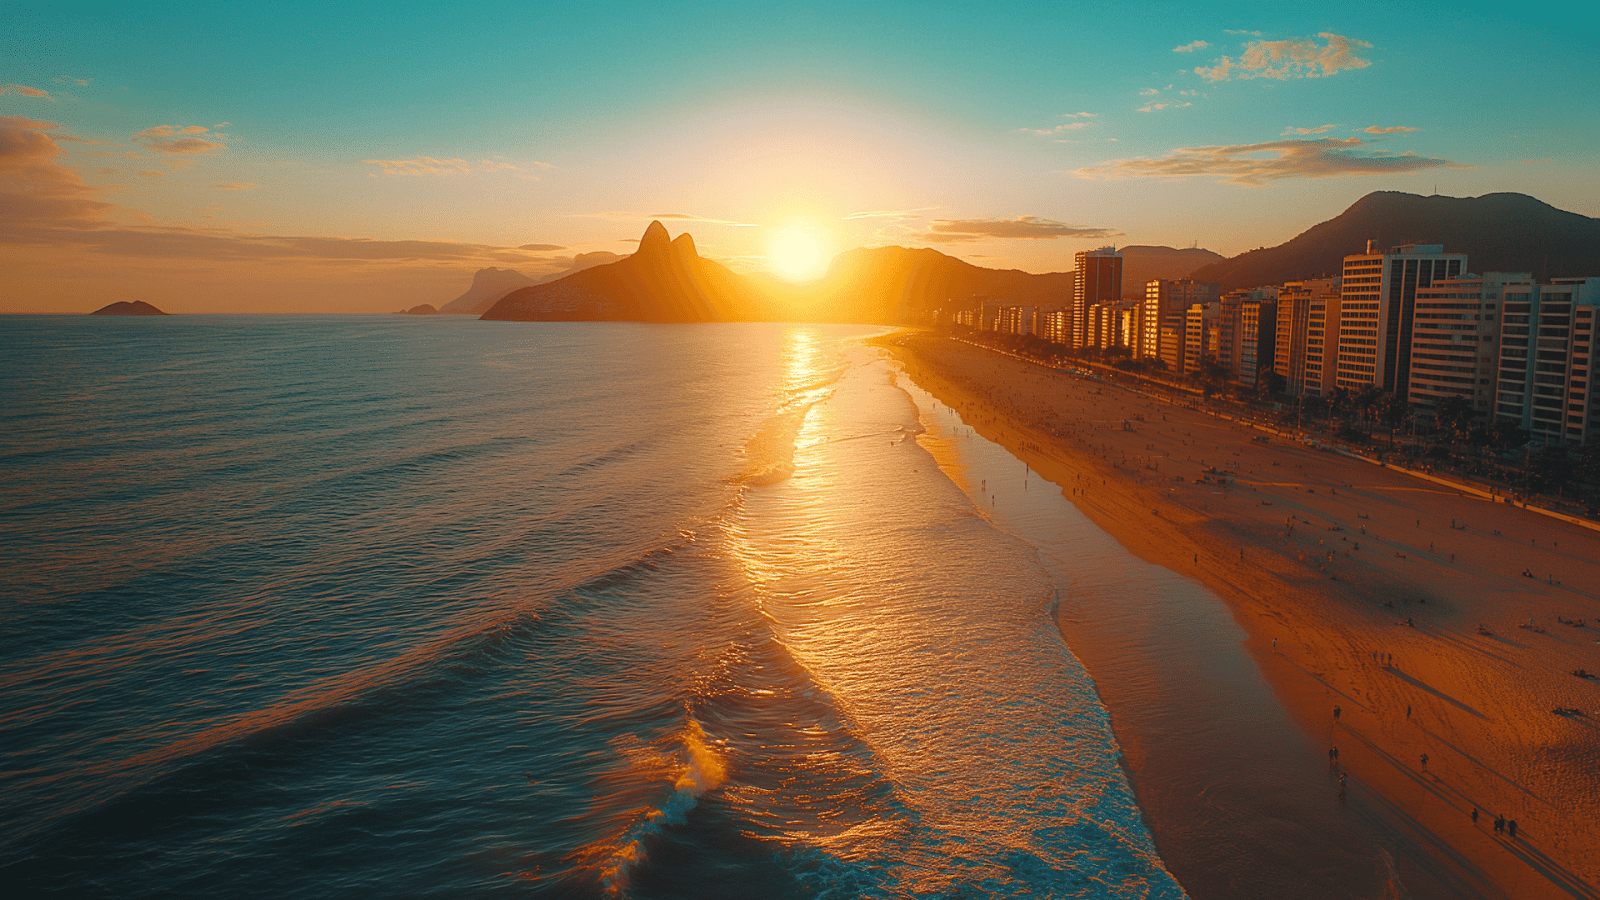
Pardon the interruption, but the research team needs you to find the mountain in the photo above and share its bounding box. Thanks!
[439,254,626,315]
[1119,246,1227,298]
[91,300,166,315]
[1187,192,1600,291]
[481,222,775,322]
[399,304,438,315]
[438,267,538,314]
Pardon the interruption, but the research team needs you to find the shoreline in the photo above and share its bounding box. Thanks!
[878,330,1600,900]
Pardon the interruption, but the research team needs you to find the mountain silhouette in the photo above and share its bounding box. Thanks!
[481,222,770,322]
[91,300,167,315]
[1187,192,1600,290]
[440,254,626,315]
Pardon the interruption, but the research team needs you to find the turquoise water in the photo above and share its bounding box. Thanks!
[0,316,1183,898]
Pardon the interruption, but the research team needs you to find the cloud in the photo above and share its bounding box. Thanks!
[1,84,54,100]
[0,116,118,226]
[364,156,546,176]
[1073,137,1464,186]
[1138,102,1192,113]
[518,243,564,251]
[1196,33,1372,82]
[1139,88,1160,96]
[841,208,934,222]
[582,211,757,227]
[0,117,575,270]
[138,170,166,179]
[53,76,91,87]
[215,182,259,190]
[134,125,227,155]
[1173,40,1210,53]
[918,216,1120,243]
[1362,125,1420,134]
[1281,124,1337,135]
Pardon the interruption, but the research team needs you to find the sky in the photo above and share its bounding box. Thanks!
[2,1,1597,313]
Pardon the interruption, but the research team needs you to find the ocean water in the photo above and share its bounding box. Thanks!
[0,317,1184,899]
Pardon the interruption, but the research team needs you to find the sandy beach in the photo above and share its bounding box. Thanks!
[880,330,1600,900]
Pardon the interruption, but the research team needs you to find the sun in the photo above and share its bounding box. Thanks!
[766,225,832,282]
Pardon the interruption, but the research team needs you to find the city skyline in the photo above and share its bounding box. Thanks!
[2,2,1596,313]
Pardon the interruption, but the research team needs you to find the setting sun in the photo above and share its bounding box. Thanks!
[766,226,832,282]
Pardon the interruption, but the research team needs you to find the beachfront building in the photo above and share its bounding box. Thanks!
[1184,302,1219,374]
[997,305,1038,337]
[1141,278,1217,361]
[1407,272,1529,424]
[1217,288,1278,380]
[1305,289,1344,396]
[1073,248,1123,350]
[1040,308,1072,345]
[1238,299,1278,390]
[1494,277,1600,445]
[1275,279,1339,396]
[1336,242,1467,395]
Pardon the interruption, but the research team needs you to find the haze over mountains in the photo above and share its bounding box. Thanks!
[439,253,626,315]
[469,192,1597,325]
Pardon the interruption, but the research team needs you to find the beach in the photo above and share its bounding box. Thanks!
[880,330,1600,900]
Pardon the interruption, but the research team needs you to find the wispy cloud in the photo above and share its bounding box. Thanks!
[1282,124,1337,135]
[1138,102,1192,113]
[1019,112,1098,136]
[134,125,228,156]
[215,182,259,191]
[1,84,53,100]
[841,208,935,222]
[1074,137,1463,186]
[1196,33,1371,82]
[364,156,548,176]
[1173,40,1210,53]
[53,75,91,87]
[1362,125,1420,134]
[581,211,757,227]
[518,243,565,251]
[918,216,1120,243]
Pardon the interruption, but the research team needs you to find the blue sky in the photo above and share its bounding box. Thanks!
[3,1,1596,311]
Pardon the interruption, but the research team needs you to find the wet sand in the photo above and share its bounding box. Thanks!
[880,331,1600,900]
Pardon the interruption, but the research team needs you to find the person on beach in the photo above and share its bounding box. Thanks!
[1407,705,1411,719]
[1509,820,1517,838]
[1334,705,1341,720]
[1472,808,1479,824]
[1420,753,1428,769]
[1495,815,1504,834]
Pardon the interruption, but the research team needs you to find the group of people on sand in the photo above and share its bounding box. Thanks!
[1474,809,1518,839]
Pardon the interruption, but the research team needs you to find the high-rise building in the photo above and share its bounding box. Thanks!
[1275,278,1339,396]
[1074,248,1122,349]
[1238,299,1277,390]
[1217,288,1277,379]
[1495,277,1600,444]
[1305,290,1343,397]
[1336,242,1466,396]
[1141,278,1217,360]
[1184,302,1218,374]
[1407,272,1529,423]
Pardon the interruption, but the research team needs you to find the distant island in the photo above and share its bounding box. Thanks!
[397,304,438,315]
[91,300,167,316]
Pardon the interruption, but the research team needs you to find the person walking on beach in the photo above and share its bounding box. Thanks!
[1406,704,1411,719]
[1334,705,1341,720]
[1472,808,1479,824]
[1494,815,1504,834]
[1509,820,1517,838]
[1420,753,1428,769]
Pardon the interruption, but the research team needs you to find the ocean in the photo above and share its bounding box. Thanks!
[0,317,1185,899]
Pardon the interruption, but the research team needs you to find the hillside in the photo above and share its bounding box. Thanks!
[90,300,167,315]
[1187,192,1600,290]
[1119,246,1226,298]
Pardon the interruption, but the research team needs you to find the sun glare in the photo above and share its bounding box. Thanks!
[767,226,832,282]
